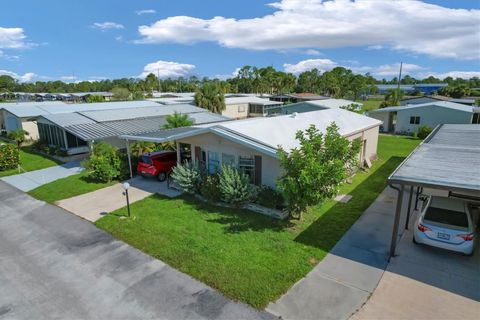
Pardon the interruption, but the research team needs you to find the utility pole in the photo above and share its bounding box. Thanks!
[397,62,403,92]
[157,68,161,94]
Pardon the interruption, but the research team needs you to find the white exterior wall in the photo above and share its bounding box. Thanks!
[344,126,380,162]
[178,132,281,188]
[222,103,249,119]
[368,112,389,132]
[22,121,40,140]
[395,106,472,134]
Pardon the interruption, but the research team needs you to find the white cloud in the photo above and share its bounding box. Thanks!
[92,22,124,31]
[136,9,156,15]
[284,59,338,74]
[139,60,196,78]
[0,70,36,82]
[0,27,30,49]
[136,0,480,60]
[303,49,321,56]
[418,71,480,79]
[366,45,383,50]
[60,75,77,82]
[363,63,427,77]
[0,50,19,61]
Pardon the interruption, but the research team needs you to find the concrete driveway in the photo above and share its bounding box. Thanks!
[352,211,480,320]
[56,176,181,222]
[0,161,83,192]
[0,181,274,320]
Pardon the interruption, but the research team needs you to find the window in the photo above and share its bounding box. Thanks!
[238,155,255,183]
[424,206,468,228]
[238,105,246,113]
[208,151,220,174]
[222,153,235,167]
[409,116,420,124]
[249,104,264,114]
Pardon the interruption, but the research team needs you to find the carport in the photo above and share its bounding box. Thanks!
[387,124,480,258]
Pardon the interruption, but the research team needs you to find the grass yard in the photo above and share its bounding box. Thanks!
[96,135,420,309]
[28,171,116,203]
[360,99,383,112]
[0,146,61,178]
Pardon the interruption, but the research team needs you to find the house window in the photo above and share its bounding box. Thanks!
[208,151,220,174]
[472,113,480,124]
[222,153,235,167]
[249,104,264,114]
[238,155,255,184]
[238,105,246,113]
[409,116,420,124]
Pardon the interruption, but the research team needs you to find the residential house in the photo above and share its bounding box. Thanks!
[265,99,362,115]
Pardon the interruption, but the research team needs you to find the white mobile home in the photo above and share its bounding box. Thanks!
[121,108,382,188]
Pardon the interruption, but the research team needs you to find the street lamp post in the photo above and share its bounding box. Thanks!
[122,182,131,218]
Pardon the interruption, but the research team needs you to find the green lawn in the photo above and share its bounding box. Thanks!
[0,146,61,178]
[96,135,420,309]
[28,171,116,203]
[360,99,383,112]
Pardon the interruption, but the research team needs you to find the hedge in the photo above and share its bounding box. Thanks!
[0,144,20,171]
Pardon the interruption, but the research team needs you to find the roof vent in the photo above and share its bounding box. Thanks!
[291,112,298,118]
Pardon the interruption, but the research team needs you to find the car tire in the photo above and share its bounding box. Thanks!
[157,172,167,182]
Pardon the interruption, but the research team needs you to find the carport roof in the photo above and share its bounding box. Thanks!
[388,124,480,195]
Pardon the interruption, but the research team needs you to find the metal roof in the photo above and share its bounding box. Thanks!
[1,100,160,118]
[388,124,480,194]
[305,99,362,109]
[368,101,474,114]
[224,96,281,106]
[120,108,382,158]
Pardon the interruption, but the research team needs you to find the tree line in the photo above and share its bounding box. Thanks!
[1,66,479,101]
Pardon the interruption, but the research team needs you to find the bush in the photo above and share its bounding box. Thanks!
[0,144,19,171]
[171,161,203,194]
[83,142,121,183]
[417,125,433,140]
[218,165,256,206]
[256,185,285,209]
[200,174,222,202]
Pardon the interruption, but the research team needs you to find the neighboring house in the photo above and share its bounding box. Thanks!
[400,95,477,106]
[223,96,282,119]
[121,108,382,188]
[0,100,165,140]
[368,101,480,134]
[35,104,228,155]
[265,99,362,115]
[270,93,328,104]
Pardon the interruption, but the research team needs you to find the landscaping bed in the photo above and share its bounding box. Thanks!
[95,135,420,308]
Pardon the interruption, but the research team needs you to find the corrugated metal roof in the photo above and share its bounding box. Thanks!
[389,124,480,193]
[306,99,362,109]
[224,96,281,106]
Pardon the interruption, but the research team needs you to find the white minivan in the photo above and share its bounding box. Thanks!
[413,196,478,255]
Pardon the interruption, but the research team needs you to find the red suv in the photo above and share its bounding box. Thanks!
[137,151,177,181]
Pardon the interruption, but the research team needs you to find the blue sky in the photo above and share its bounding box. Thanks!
[1,0,479,82]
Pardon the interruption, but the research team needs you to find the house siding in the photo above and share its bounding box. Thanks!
[222,104,249,119]
[395,106,472,134]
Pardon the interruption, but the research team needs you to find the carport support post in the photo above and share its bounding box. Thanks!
[414,187,421,210]
[405,185,414,230]
[175,140,181,164]
[125,139,133,179]
[389,184,404,261]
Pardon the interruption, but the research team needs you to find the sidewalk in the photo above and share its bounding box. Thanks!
[266,186,413,320]
[0,162,83,192]
[56,176,181,222]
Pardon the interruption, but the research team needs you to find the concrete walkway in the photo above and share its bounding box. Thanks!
[57,176,181,222]
[1,161,83,192]
[0,181,274,320]
[267,186,413,320]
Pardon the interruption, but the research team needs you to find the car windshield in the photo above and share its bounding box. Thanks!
[141,155,152,165]
[424,206,468,228]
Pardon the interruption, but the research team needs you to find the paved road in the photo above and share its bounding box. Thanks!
[0,161,83,192]
[0,181,275,320]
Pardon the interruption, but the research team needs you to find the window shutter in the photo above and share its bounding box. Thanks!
[254,155,262,186]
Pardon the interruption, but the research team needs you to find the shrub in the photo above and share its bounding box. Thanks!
[218,165,256,206]
[200,174,222,202]
[83,142,121,183]
[417,125,433,140]
[171,161,203,194]
[0,144,19,171]
[256,185,285,209]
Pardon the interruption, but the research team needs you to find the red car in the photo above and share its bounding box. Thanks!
[137,151,177,181]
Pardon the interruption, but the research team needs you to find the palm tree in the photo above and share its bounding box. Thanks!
[8,129,29,148]
[381,89,404,107]
[130,141,156,157]
[194,82,226,114]
[162,112,194,129]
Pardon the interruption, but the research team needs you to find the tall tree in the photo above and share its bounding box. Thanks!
[194,82,226,114]
[162,112,194,129]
